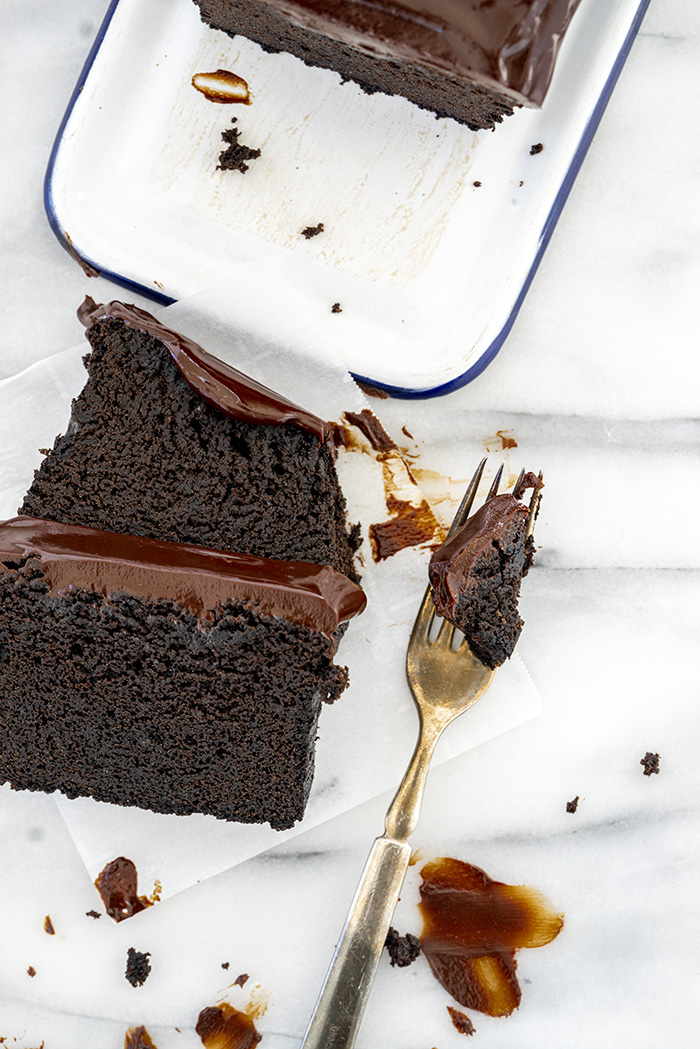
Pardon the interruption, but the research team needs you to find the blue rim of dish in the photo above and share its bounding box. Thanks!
[44,0,653,396]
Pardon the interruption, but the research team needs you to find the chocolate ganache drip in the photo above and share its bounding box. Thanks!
[0,517,366,638]
[77,298,332,443]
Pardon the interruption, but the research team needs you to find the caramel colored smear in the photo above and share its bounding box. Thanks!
[496,429,518,449]
[95,857,152,923]
[370,495,442,561]
[125,1026,158,1049]
[43,915,55,935]
[419,857,563,1018]
[192,70,251,104]
[196,1003,261,1049]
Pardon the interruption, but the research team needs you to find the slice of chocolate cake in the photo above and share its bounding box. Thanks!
[0,517,365,829]
[428,475,543,668]
[193,0,581,131]
[21,300,359,582]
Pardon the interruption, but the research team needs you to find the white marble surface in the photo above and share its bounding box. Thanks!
[1,1,699,1046]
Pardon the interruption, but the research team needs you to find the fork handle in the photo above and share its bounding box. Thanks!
[299,834,412,1049]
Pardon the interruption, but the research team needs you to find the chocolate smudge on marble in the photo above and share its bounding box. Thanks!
[419,857,563,1018]
[196,1002,261,1049]
[447,1006,475,1036]
[125,1026,158,1049]
[43,915,55,935]
[95,857,153,923]
[192,70,251,104]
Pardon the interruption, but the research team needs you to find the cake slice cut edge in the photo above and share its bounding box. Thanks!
[0,517,366,829]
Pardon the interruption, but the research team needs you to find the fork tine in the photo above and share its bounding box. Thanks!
[512,468,526,499]
[409,585,436,644]
[486,462,504,501]
[434,616,456,648]
[525,470,544,539]
[446,456,487,537]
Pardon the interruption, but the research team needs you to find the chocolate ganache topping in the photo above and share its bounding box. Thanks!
[77,297,332,443]
[429,493,527,620]
[0,517,366,637]
[253,0,581,107]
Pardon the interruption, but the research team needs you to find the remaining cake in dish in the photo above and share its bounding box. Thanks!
[2,300,366,829]
[193,0,581,131]
[429,475,543,668]
[0,517,364,829]
[21,300,359,580]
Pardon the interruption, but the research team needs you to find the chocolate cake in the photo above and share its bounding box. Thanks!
[193,0,581,131]
[21,300,359,580]
[0,517,365,828]
[1,300,366,829]
[428,476,542,668]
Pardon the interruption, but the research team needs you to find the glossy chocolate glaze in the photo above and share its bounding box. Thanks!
[256,0,581,106]
[0,516,366,637]
[77,298,332,443]
[429,493,527,619]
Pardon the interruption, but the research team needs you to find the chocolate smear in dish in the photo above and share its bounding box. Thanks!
[193,69,251,104]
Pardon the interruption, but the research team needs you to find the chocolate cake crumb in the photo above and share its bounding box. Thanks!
[27,966,36,977]
[566,796,579,814]
[221,961,230,970]
[331,302,342,313]
[217,118,261,173]
[43,915,55,935]
[641,752,660,776]
[473,180,482,187]
[447,1006,475,1036]
[301,223,324,239]
[385,926,421,967]
[530,142,544,155]
[233,972,249,987]
[125,948,152,988]
[86,909,101,919]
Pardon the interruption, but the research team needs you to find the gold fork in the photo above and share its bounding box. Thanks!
[300,458,542,1049]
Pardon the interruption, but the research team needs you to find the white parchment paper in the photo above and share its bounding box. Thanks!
[0,262,541,902]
